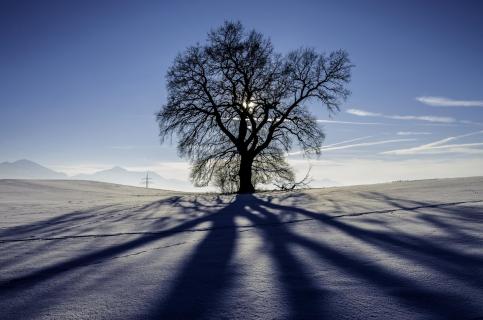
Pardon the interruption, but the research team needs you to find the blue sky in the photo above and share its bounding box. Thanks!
[1,0,483,187]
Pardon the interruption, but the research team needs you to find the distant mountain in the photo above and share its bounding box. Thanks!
[73,166,190,190]
[0,160,195,190]
[0,159,67,179]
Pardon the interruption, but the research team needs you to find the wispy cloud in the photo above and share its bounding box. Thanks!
[288,137,415,155]
[321,138,416,152]
[389,115,455,123]
[345,109,381,117]
[347,108,455,123]
[288,136,373,156]
[316,119,384,125]
[323,136,373,148]
[416,96,483,107]
[397,131,432,136]
[382,130,483,155]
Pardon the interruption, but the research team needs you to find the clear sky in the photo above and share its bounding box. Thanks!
[1,0,483,187]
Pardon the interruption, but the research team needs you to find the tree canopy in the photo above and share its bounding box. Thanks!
[157,21,352,193]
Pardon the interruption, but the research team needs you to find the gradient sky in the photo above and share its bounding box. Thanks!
[1,0,483,187]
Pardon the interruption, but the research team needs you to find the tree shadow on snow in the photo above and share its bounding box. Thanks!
[1,193,483,319]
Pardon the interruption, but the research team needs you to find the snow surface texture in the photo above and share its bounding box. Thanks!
[0,178,482,320]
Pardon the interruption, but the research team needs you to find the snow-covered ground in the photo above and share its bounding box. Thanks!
[0,178,482,319]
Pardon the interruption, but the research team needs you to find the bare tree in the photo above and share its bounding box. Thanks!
[157,21,352,193]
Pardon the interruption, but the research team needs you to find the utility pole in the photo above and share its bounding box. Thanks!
[141,171,152,189]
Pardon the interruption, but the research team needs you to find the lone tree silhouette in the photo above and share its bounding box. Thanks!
[157,21,352,193]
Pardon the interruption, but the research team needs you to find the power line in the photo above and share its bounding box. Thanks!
[141,171,152,188]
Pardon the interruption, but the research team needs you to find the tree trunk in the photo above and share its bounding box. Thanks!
[238,156,255,193]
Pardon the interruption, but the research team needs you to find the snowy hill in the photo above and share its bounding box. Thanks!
[0,159,67,179]
[72,166,187,189]
[0,177,482,319]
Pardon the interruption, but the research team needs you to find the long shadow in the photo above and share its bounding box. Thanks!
[0,196,190,270]
[2,192,483,319]
[0,204,117,239]
[0,196,188,242]
[266,193,483,272]
[151,194,483,318]
[241,197,329,318]
[151,196,240,319]
[148,194,327,319]
[365,191,483,241]
[251,194,483,318]
[0,197,220,291]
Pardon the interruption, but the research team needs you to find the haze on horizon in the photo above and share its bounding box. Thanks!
[1,0,483,189]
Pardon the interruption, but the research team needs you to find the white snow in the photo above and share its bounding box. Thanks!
[0,177,482,319]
